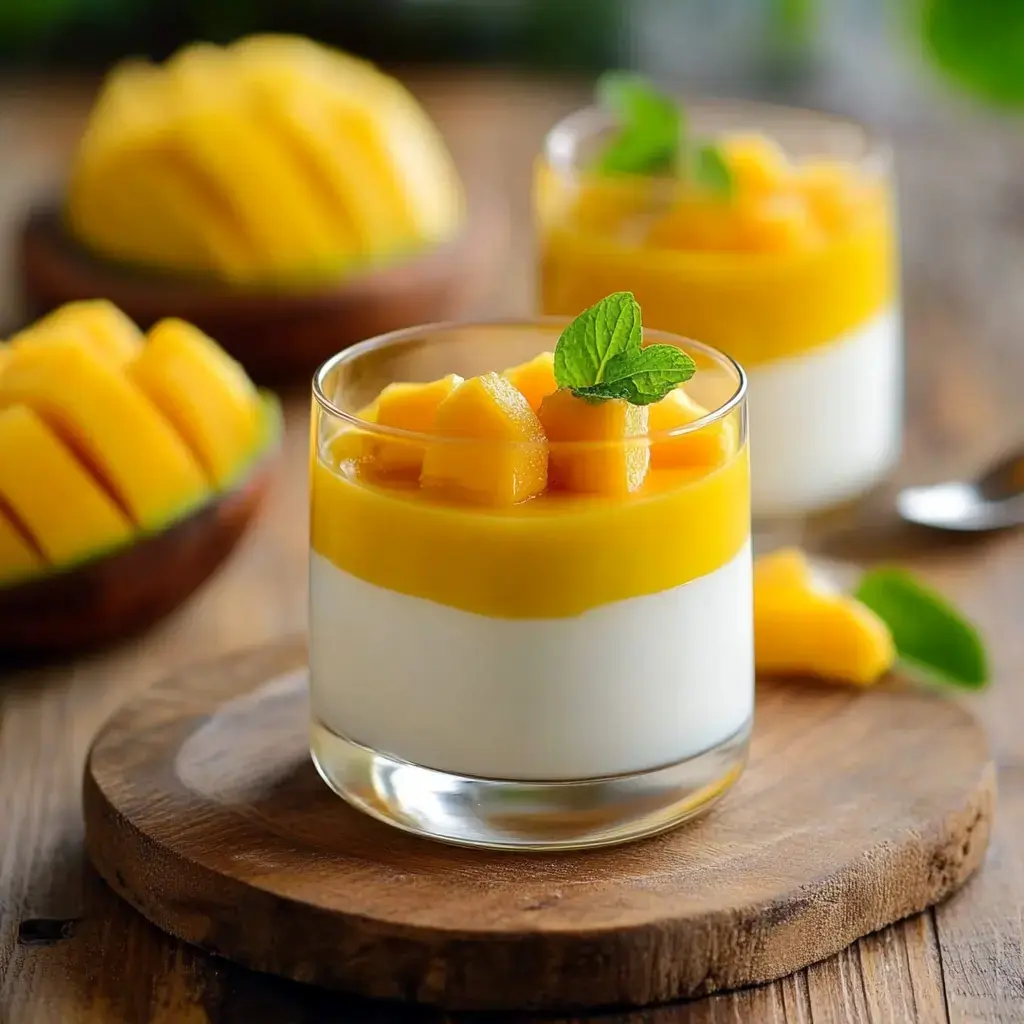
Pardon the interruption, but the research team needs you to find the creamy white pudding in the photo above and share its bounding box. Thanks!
[748,309,903,517]
[310,541,753,781]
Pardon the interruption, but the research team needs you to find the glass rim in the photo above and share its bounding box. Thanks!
[542,95,893,180]
[312,316,747,448]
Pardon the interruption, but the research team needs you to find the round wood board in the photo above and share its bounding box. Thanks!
[83,637,995,1013]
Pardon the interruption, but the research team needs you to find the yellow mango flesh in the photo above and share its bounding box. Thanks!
[67,35,463,284]
[0,406,132,565]
[754,548,896,686]
[501,351,557,411]
[0,510,43,586]
[128,319,263,488]
[368,375,463,478]
[538,389,649,496]
[420,373,547,506]
[0,341,210,529]
[648,388,737,469]
[721,133,791,196]
[9,300,143,366]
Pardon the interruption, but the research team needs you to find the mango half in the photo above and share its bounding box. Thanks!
[67,34,464,284]
[0,302,280,588]
[754,548,896,686]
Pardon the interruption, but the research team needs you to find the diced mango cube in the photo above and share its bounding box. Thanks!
[538,389,649,496]
[501,351,557,412]
[647,199,741,252]
[648,388,737,468]
[796,160,867,234]
[369,374,463,478]
[0,510,44,586]
[0,406,133,566]
[9,300,143,366]
[754,548,896,686]
[721,133,791,196]
[734,195,820,253]
[420,372,547,505]
[128,318,263,488]
[0,340,210,529]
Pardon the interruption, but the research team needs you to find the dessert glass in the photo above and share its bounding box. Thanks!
[309,319,751,849]
[537,99,902,519]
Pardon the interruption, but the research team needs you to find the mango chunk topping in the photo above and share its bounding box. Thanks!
[369,374,463,478]
[538,389,649,496]
[420,372,547,506]
[129,318,263,488]
[648,388,736,469]
[754,548,896,686]
[501,351,557,411]
[0,406,133,565]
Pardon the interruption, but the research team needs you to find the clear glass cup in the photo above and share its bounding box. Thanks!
[536,99,902,522]
[309,319,751,850]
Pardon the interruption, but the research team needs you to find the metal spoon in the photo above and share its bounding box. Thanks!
[897,447,1024,532]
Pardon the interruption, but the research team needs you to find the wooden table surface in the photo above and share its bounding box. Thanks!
[1,70,1023,1024]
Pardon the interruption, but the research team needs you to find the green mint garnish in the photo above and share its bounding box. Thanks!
[855,568,989,690]
[594,71,734,199]
[595,72,681,176]
[553,292,696,406]
[691,144,735,198]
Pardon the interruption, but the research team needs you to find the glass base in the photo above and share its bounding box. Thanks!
[310,720,751,851]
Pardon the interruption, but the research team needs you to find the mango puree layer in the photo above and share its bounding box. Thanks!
[310,440,750,620]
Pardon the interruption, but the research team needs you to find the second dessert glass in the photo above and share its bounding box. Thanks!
[537,99,902,520]
[309,318,751,849]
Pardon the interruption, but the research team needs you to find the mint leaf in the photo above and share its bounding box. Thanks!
[576,345,696,405]
[553,291,641,390]
[855,569,989,690]
[691,144,734,199]
[595,71,682,176]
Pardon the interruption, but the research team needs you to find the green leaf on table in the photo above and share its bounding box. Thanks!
[553,292,695,406]
[855,568,989,690]
[691,144,735,199]
[921,0,1024,107]
[594,71,682,176]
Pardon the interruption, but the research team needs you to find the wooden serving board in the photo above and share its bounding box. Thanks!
[83,637,994,1013]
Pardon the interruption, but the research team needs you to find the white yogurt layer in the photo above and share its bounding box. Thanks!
[309,541,753,781]
[748,308,903,517]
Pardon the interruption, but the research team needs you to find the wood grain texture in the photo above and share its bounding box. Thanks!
[18,206,482,385]
[0,445,276,660]
[1,68,1024,1023]
[82,640,992,1011]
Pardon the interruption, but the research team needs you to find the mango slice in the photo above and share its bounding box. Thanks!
[420,372,547,505]
[538,389,649,496]
[0,509,44,586]
[754,548,896,686]
[0,406,132,565]
[9,300,143,367]
[501,351,557,412]
[0,341,210,530]
[648,388,737,469]
[128,319,263,488]
[368,374,463,478]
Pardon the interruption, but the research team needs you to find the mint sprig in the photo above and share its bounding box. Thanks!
[554,292,695,406]
[594,71,734,199]
[855,568,989,690]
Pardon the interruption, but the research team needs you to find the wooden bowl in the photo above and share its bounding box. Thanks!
[0,445,276,660]
[18,204,475,384]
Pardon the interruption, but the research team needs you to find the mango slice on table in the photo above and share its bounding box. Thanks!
[501,351,557,412]
[538,389,649,496]
[9,300,143,367]
[754,548,896,686]
[0,406,132,565]
[128,319,264,488]
[420,372,547,505]
[648,388,737,469]
[367,374,464,478]
[0,510,44,586]
[0,341,210,530]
